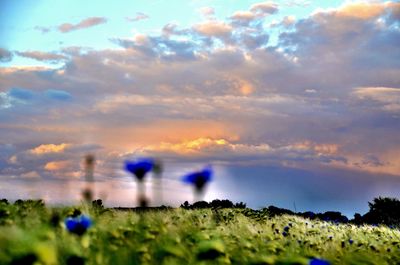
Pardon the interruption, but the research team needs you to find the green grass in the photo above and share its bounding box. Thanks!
[1,202,400,265]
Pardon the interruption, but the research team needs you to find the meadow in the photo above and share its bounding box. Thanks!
[1,200,400,265]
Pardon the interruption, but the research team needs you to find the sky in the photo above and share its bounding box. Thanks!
[0,0,399,217]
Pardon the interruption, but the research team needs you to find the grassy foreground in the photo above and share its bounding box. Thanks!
[1,202,400,265]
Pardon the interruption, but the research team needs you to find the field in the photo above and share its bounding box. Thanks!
[1,201,400,265]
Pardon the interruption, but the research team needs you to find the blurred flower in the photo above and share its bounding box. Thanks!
[309,258,331,265]
[125,158,155,207]
[65,215,92,236]
[152,158,164,206]
[82,188,93,202]
[284,226,290,232]
[125,159,154,181]
[82,154,96,203]
[85,154,95,167]
[152,159,163,175]
[349,239,354,245]
[84,154,95,182]
[182,166,213,191]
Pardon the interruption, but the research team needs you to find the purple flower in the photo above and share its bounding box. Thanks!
[309,258,331,265]
[65,215,92,236]
[125,159,154,181]
[182,166,213,191]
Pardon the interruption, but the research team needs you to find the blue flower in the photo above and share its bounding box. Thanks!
[65,215,92,236]
[182,166,213,191]
[349,239,354,245]
[309,258,331,265]
[125,159,154,181]
[284,226,290,232]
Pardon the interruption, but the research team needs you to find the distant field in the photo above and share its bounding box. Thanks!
[1,201,400,265]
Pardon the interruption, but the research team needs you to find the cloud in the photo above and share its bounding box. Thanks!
[58,17,107,33]
[229,1,278,27]
[278,1,400,92]
[249,1,279,15]
[16,51,67,63]
[44,160,71,171]
[335,2,386,19]
[231,11,256,21]
[45,89,72,101]
[125,12,149,22]
[0,1,399,188]
[0,48,13,63]
[134,136,345,167]
[8,88,35,101]
[29,143,70,155]
[142,137,271,157]
[277,16,296,27]
[34,26,51,34]
[285,0,310,8]
[229,11,258,27]
[20,171,41,179]
[353,87,400,113]
[0,88,73,109]
[112,34,198,61]
[353,87,400,100]
[193,21,232,37]
[198,7,215,18]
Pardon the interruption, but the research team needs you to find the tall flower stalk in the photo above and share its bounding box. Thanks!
[182,166,213,203]
[82,154,95,203]
[125,158,154,207]
[152,159,163,206]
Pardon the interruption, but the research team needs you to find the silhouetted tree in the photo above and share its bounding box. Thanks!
[301,211,316,220]
[210,199,234,209]
[92,199,104,209]
[318,211,348,223]
[192,201,210,209]
[362,197,400,225]
[180,201,190,209]
[266,206,294,217]
[234,202,246,209]
[353,213,362,225]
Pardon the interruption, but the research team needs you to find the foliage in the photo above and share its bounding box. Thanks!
[362,197,400,226]
[180,199,246,209]
[1,200,400,265]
